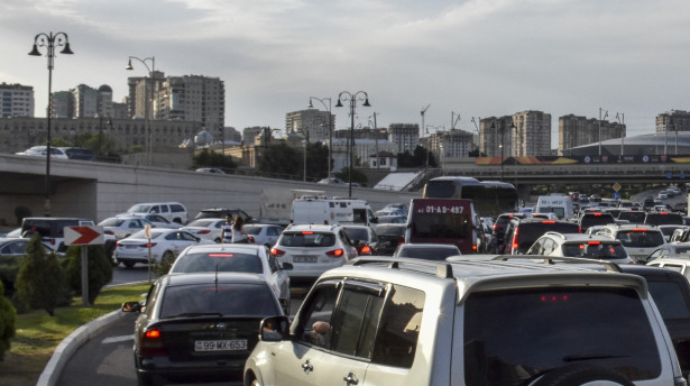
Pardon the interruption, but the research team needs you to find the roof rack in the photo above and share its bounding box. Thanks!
[350,257,454,279]
[491,255,622,273]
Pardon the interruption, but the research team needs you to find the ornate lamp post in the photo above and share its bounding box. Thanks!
[336,91,370,198]
[308,97,332,178]
[126,56,155,165]
[29,31,74,216]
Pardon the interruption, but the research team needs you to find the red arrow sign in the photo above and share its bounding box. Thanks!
[64,226,104,246]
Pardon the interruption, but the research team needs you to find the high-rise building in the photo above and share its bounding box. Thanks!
[52,91,74,118]
[72,84,100,118]
[480,116,514,157]
[154,75,225,131]
[285,109,335,143]
[388,123,419,154]
[656,110,690,134]
[0,83,34,118]
[430,129,474,158]
[513,111,551,156]
[559,114,625,155]
[51,84,125,119]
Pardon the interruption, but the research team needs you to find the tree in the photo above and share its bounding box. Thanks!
[192,148,237,171]
[0,280,15,361]
[256,143,302,179]
[15,235,66,316]
[64,245,113,305]
[335,167,368,187]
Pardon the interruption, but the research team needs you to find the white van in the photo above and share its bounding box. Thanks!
[291,198,377,226]
[534,195,574,220]
[119,202,188,224]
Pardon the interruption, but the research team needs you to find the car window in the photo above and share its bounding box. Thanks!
[171,252,263,274]
[171,204,185,213]
[129,220,143,229]
[179,232,197,241]
[159,283,279,318]
[244,226,263,236]
[343,228,370,242]
[330,282,385,358]
[295,281,340,348]
[280,231,336,247]
[647,280,690,320]
[616,230,665,247]
[161,205,170,213]
[396,247,460,260]
[464,287,662,386]
[561,242,628,260]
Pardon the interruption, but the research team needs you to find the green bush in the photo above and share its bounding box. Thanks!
[153,252,176,278]
[0,280,16,361]
[64,245,113,305]
[14,235,66,316]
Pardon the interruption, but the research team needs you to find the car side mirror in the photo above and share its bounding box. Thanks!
[121,301,142,313]
[260,315,290,342]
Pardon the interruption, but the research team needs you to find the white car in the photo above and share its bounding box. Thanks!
[526,232,633,265]
[271,224,357,282]
[126,213,184,229]
[15,145,69,159]
[595,224,666,263]
[169,244,293,313]
[98,216,150,239]
[243,223,284,248]
[114,229,214,267]
[180,218,226,243]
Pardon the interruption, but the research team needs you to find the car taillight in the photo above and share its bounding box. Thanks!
[397,236,405,245]
[587,241,601,245]
[326,249,344,257]
[116,241,121,246]
[541,221,556,224]
[360,245,371,254]
[512,228,519,250]
[197,230,211,235]
[144,243,157,248]
[248,236,255,243]
[578,226,582,233]
[271,248,285,256]
[472,244,477,252]
[139,328,167,357]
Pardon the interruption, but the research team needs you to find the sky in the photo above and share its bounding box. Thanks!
[2,0,690,148]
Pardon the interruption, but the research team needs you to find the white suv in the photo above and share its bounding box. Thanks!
[270,224,357,282]
[527,231,633,265]
[595,224,666,263]
[119,202,188,224]
[245,257,686,386]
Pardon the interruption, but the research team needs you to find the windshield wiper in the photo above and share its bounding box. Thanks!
[563,354,628,362]
[168,312,224,318]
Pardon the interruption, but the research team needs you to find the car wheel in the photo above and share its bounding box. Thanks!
[529,364,634,386]
[123,261,136,268]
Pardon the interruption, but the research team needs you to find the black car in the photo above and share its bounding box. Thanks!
[645,211,684,226]
[490,212,530,253]
[502,218,579,255]
[373,224,405,256]
[577,212,615,232]
[122,273,283,386]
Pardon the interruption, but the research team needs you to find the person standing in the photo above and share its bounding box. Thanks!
[231,215,249,243]
[221,215,234,243]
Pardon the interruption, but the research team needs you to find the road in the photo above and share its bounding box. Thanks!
[56,265,308,386]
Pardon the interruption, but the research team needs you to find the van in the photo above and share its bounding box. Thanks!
[534,195,574,220]
[120,202,188,224]
[291,198,377,226]
[405,198,478,254]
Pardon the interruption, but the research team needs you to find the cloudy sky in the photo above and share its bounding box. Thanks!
[2,0,690,147]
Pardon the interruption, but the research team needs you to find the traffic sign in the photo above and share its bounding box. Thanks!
[64,226,104,246]
[612,183,621,192]
[668,172,673,179]
[681,172,686,179]
[613,192,621,201]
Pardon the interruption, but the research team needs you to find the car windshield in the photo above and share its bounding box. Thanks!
[396,246,460,260]
[170,252,263,274]
[464,286,661,386]
[99,218,125,227]
[561,242,628,260]
[127,204,151,213]
[616,230,665,248]
[279,231,335,247]
[160,283,279,318]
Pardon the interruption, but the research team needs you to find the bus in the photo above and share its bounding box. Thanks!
[422,176,518,218]
[405,198,478,254]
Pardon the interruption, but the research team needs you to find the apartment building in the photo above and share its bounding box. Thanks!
[0,83,34,118]
[388,123,419,154]
[559,114,626,155]
[513,110,551,156]
[429,129,474,158]
[480,116,514,157]
[656,110,690,134]
[284,109,335,143]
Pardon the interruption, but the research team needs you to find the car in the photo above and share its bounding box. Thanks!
[58,147,95,160]
[242,223,284,248]
[270,224,357,283]
[120,202,188,224]
[595,223,667,263]
[126,213,184,229]
[340,224,379,255]
[658,225,690,242]
[646,244,690,264]
[169,244,293,313]
[646,211,684,226]
[15,145,69,159]
[194,208,257,223]
[526,232,633,264]
[501,218,580,255]
[375,214,406,224]
[392,243,461,260]
[577,211,615,232]
[658,191,669,200]
[618,210,647,223]
[195,167,226,174]
[648,258,690,283]
[121,272,283,386]
[114,229,214,267]
[179,218,226,243]
[372,223,406,256]
[317,177,347,185]
[490,212,530,253]
[245,256,686,386]
[98,216,150,239]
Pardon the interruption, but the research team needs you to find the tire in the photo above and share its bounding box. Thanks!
[123,261,136,268]
[530,364,634,386]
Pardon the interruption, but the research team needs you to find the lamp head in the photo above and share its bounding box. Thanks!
[363,98,371,107]
[308,99,313,108]
[126,59,134,71]
[335,100,343,108]
[28,44,42,56]
[60,42,74,55]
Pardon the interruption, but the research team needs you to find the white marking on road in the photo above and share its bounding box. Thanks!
[102,335,134,344]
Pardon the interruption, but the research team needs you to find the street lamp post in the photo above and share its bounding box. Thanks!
[308,97,332,178]
[369,113,380,169]
[29,31,74,216]
[471,117,483,156]
[126,56,155,166]
[598,108,608,156]
[336,91,370,198]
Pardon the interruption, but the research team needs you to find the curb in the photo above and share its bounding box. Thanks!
[35,309,129,386]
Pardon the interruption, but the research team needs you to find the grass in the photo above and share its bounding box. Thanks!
[0,284,150,386]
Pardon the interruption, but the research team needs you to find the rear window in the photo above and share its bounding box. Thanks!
[395,246,460,260]
[342,228,370,242]
[464,287,661,386]
[160,283,279,318]
[616,230,666,248]
[561,242,628,260]
[580,214,615,229]
[645,213,683,226]
[618,212,647,223]
[410,212,472,240]
[170,252,263,274]
[514,222,579,251]
[647,280,690,320]
[170,204,186,213]
[279,231,336,247]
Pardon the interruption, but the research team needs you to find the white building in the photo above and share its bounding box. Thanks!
[331,138,397,171]
[0,83,34,118]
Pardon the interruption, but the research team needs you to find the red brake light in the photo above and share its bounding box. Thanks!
[659,212,669,215]
[594,213,602,217]
[472,244,478,251]
[541,295,569,303]
[198,230,211,234]
[632,228,648,232]
[360,246,371,254]
[302,231,314,235]
[209,253,234,257]
[248,236,255,242]
[271,248,285,256]
[326,249,344,257]
[145,330,161,339]
[139,329,166,357]
[512,227,519,250]
[542,221,556,224]
[587,241,601,245]
[145,243,157,248]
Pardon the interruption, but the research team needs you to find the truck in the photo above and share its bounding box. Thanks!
[290,197,377,226]
[534,194,574,220]
[259,188,328,226]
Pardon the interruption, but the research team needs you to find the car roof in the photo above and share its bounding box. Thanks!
[285,224,340,231]
[162,272,268,286]
[182,244,263,253]
[648,258,690,265]
[543,232,623,243]
[398,243,460,249]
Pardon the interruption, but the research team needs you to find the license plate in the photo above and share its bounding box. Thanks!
[194,339,248,352]
[125,245,137,249]
[294,256,317,263]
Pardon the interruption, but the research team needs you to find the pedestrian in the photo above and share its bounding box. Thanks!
[231,215,249,243]
[221,215,233,243]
